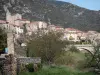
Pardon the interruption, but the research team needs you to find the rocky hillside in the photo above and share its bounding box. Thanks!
[0,0,100,31]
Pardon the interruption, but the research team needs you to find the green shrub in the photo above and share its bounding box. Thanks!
[0,64,2,70]
[19,65,96,75]
[69,46,80,53]
[76,60,87,69]
[54,52,75,65]
[25,63,34,72]
[20,64,27,72]
[37,63,42,70]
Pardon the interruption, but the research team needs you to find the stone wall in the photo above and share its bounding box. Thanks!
[2,54,17,75]
[17,57,41,64]
[0,55,41,75]
[17,57,41,74]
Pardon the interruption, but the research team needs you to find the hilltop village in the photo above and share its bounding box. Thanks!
[0,12,100,47]
[0,1,100,75]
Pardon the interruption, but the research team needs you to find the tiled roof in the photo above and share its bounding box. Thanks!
[65,28,77,31]
[30,21,47,24]
[55,26,63,28]
[8,23,21,27]
[65,28,82,32]
[0,20,7,24]
[20,19,29,21]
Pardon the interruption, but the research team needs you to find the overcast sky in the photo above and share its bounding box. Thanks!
[57,0,100,11]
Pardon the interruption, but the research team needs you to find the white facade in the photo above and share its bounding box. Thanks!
[14,26,23,34]
[55,26,64,32]
[64,28,84,42]
[6,12,31,36]
[27,21,47,34]
[48,25,56,31]
[87,31,100,46]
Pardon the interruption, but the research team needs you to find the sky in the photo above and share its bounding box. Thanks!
[57,0,100,11]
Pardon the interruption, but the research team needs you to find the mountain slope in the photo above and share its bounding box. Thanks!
[0,0,100,31]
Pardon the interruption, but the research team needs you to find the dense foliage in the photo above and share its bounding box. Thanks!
[27,31,68,63]
[19,65,96,75]
[0,28,7,49]
[86,45,100,73]
[25,63,34,72]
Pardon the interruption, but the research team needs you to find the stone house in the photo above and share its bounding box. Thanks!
[64,28,86,42]
[26,21,47,35]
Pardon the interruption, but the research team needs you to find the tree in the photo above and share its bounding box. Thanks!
[27,31,68,63]
[84,45,100,73]
[0,28,7,49]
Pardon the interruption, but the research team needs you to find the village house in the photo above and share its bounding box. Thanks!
[5,11,30,37]
[48,25,64,32]
[26,21,48,35]
[64,28,87,42]
[0,10,30,39]
[48,25,56,31]
[14,19,30,26]
[87,31,100,45]
[55,26,64,32]
[0,20,8,29]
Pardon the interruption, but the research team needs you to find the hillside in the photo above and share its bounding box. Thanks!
[0,0,100,31]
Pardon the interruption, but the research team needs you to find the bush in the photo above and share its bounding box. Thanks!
[37,63,42,70]
[75,41,80,44]
[27,31,68,63]
[25,63,34,72]
[54,52,75,66]
[76,60,87,69]
[54,51,90,70]
[20,64,27,72]
[0,64,2,71]
[69,46,80,53]
[25,63,42,72]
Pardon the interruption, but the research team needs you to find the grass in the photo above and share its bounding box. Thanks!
[19,51,94,75]
[19,65,96,75]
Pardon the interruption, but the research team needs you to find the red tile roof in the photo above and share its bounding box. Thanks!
[15,19,29,21]
[20,19,28,21]
[55,26,63,28]
[8,23,21,27]
[0,20,7,24]
[65,28,83,33]
[65,28,80,31]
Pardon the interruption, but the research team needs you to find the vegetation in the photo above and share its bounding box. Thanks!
[19,65,96,75]
[0,28,7,48]
[19,49,97,75]
[54,50,88,69]
[86,45,100,73]
[25,30,99,74]
[0,28,7,54]
[27,31,68,63]
[25,63,34,72]
[25,63,42,72]
[68,45,79,53]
